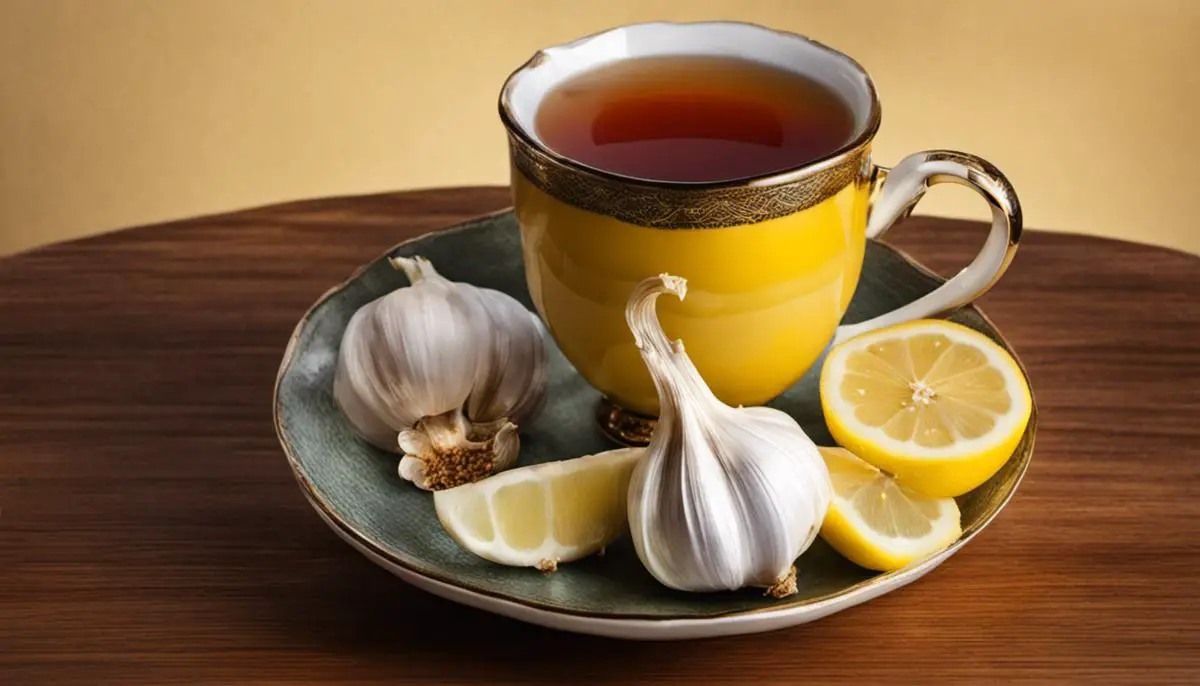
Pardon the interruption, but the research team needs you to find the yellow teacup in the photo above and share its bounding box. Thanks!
[499,22,1021,441]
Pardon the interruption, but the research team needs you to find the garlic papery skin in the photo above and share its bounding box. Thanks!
[332,255,547,490]
[625,275,832,596]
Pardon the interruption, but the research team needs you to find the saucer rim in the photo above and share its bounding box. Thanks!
[272,209,1038,632]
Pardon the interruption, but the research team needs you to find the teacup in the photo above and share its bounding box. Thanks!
[499,21,1021,443]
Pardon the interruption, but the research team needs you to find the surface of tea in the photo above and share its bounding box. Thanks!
[535,56,857,183]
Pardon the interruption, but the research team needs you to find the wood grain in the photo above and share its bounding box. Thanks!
[1,187,1197,685]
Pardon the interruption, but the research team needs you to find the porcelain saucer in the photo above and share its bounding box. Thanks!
[273,210,1036,640]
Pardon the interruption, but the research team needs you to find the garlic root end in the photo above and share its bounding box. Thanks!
[765,566,799,599]
[397,409,520,491]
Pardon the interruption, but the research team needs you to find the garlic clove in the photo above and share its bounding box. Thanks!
[335,257,479,448]
[466,288,549,427]
[333,326,403,450]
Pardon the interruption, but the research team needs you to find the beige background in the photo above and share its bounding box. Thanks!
[1,0,1197,256]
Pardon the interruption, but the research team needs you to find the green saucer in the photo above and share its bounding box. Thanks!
[273,210,1036,640]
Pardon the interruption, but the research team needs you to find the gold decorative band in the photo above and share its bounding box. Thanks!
[508,135,871,229]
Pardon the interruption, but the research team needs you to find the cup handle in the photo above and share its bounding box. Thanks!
[833,150,1023,344]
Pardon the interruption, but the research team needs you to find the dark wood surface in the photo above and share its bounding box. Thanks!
[1,187,1197,684]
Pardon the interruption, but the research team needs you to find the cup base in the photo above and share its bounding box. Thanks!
[595,397,656,446]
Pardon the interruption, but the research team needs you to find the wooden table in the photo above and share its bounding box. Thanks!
[2,187,1197,684]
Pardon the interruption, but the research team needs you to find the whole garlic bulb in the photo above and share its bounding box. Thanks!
[333,255,547,490]
[625,275,832,596]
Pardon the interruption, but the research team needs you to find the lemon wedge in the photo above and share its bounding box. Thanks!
[821,319,1032,497]
[433,447,643,570]
[818,446,961,571]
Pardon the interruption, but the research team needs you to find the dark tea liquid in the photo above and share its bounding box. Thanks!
[535,56,857,183]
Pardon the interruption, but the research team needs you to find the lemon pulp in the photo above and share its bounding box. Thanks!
[821,319,1032,497]
[433,447,642,568]
[819,446,962,571]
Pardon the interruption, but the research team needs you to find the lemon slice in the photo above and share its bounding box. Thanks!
[821,319,1032,497]
[433,447,643,569]
[819,446,961,571]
